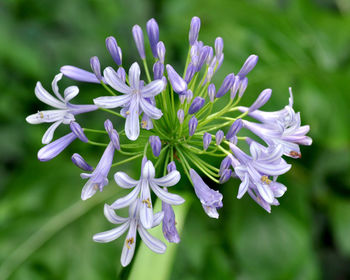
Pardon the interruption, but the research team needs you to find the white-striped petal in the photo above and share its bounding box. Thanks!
[150,182,185,205]
[257,183,274,204]
[142,161,155,179]
[253,161,291,176]
[139,180,153,229]
[41,121,62,144]
[51,73,65,102]
[121,220,137,267]
[81,180,98,200]
[104,67,131,94]
[141,80,164,97]
[138,226,166,254]
[35,82,66,109]
[26,110,66,124]
[104,204,129,224]
[111,184,141,209]
[152,211,164,227]
[152,171,180,187]
[64,86,79,102]
[93,221,130,243]
[129,62,140,90]
[125,99,140,140]
[93,94,131,109]
[237,172,249,199]
[114,172,139,189]
[140,98,163,119]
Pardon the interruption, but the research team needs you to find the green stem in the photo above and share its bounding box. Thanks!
[111,154,143,167]
[99,108,124,118]
[142,59,152,83]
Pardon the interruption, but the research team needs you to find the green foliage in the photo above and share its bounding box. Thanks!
[0,0,349,279]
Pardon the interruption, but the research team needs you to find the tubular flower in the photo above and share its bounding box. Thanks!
[27,16,312,266]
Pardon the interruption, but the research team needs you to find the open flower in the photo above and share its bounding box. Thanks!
[93,63,164,140]
[26,73,98,144]
[111,159,184,229]
[93,201,166,267]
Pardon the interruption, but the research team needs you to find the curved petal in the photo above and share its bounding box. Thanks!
[26,110,67,124]
[104,204,129,224]
[64,86,79,102]
[35,82,66,109]
[114,172,139,189]
[138,226,167,254]
[253,161,291,176]
[139,180,153,229]
[257,183,274,204]
[121,220,137,267]
[81,180,98,200]
[142,161,155,179]
[140,98,163,119]
[60,65,101,83]
[150,182,185,205]
[202,205,219,219]
[152,211,164,227]
[51,73,65,102]
[129,62,140,90]
[93,221,130,243]
[141,80,164,97]
[270,182,287,198]
[104,67,131,94]
[237,172,249,199]
[111,184,141,209]
[42,121,62,144]
[152,171,180,187]
[125,98,140,140]
[93,94,131,109]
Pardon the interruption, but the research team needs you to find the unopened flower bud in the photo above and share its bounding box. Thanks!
[153,61,164,80]
[70,122,88,142]
[226,119,243,140]
[230,76,240,100]
[90,56,102,81]
[203,132,212,151]
[157,41,166,63]
[167,161,176,173]
[215,130,224,145]
[177,109,184,124]
[215,37,224,60]
[189,17,201,45]
[146,18,159,58]
[216,73,235,98]
[219,156,232,175]
[149,136,162,157]
[249,89,272,112]
[208,83,216,102]
[189,116,198,136]
[219,169,232,184]
[166,64,187,94]
[184,63,196,83]
[238,55,258,77]
[186,89,193,104]
[106,36,122,66]
[238,77,248,97]
[132,25,145,59]
[71,153,94,172]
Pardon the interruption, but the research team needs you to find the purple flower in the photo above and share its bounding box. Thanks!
[189,17,201,45]
[219,169,232,184]
[72,153,94,172]
[90,56,102,81]
[132,25,145,59]
[167,161,176,172]
[188,97,205,114]
[238,77,248,97]
[216,73,235,98]
[230,142,290,212]
[26,73,98,144]
[112,160,184,229]
[37,122,88,162]
[147,18,159,58]
[238,55,258,78]
[203,132,212,151]
[190,169,223,218]
[60,65,103,83]
[149,136,161,157]
[208,84,216,102]
[249,89,272,112]
[93,201,166,267]
[214,37,224,60]
[166,64,187,94]
[153,61,164,80]
[106,36,122,66]
[93,63,165,140]
[188,116,198,136]
[226,119,243,140]
[184,63,196,83]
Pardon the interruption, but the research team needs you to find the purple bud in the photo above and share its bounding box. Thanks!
[230,76,240,100]
[249,89,272,112]
[208,83,216,102]
[219,156,232,175]
[60,66,100,83]
[215,130,224,145]
[146,18,159,58]
[104,119,113,133]
[203,132,212,151]
[189,17,201,45]
[189,116,198,136]
[197,46,211,71]
[206,47,213,65]
[157,41,166,63]
[206,66,214,82]
[184,63,196,83]
[106,36,122,66]
[116,67,126,82]
[90,56,102,81]
[162,200,180,243]
[177,109,184,124]
[70,122,88,142]
[132,25,145,59]
[226,119,243,140]
[186,89,193,104]
[166,64,187,94]
[188,97,205,114]
[219,169,232,184]
[238,77,248,97]
[109,129,120,150]
[238,55,258,77]
[216,73,235,98]
[71,153,94,172]
[179,94,186,104]
[167,161,176,173]
[149,136,161,157]
[153,61,164,80]
[215,37,224,60]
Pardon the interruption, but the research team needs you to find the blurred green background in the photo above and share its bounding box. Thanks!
[1,0,350,279]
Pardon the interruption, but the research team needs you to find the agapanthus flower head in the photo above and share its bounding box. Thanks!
[27,16,311,267]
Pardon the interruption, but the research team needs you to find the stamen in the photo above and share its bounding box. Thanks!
[142,198,152,208]
[289,151,301,158]
[39,111,44,119]
[126,111,130,115]
[126,237,134,249]
[261,175,271,184]
[93,184,99,190]
[141,120,147,128]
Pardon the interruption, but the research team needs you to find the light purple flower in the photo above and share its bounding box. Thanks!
[157,41,166,63]
[93,63,164,140]
[238,55,258,78]
[184,63,196,83]
[190,169,223,218]
[177,109,184,124]
[216,73,235,98]
[214,37,224,60]
[72,153,94,172]
[219,169,232,184]
[238,77,248,97]
[189,17,201,45]
[226,119,243,140]
[215,130,224,145]
[26,73,98,144]
[106,36,122,66]
[167,161,176,173]
[147,18,159,58]
[153,61,164,80]
[112,160,184,229]
[90,56,102,81]
[166,64,187,94]
[249,89,272,112]
[93,201,166,267]
[208,84,216,102]
[132,25,145,59]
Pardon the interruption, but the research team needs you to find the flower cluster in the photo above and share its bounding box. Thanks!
[26,16,312,266]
